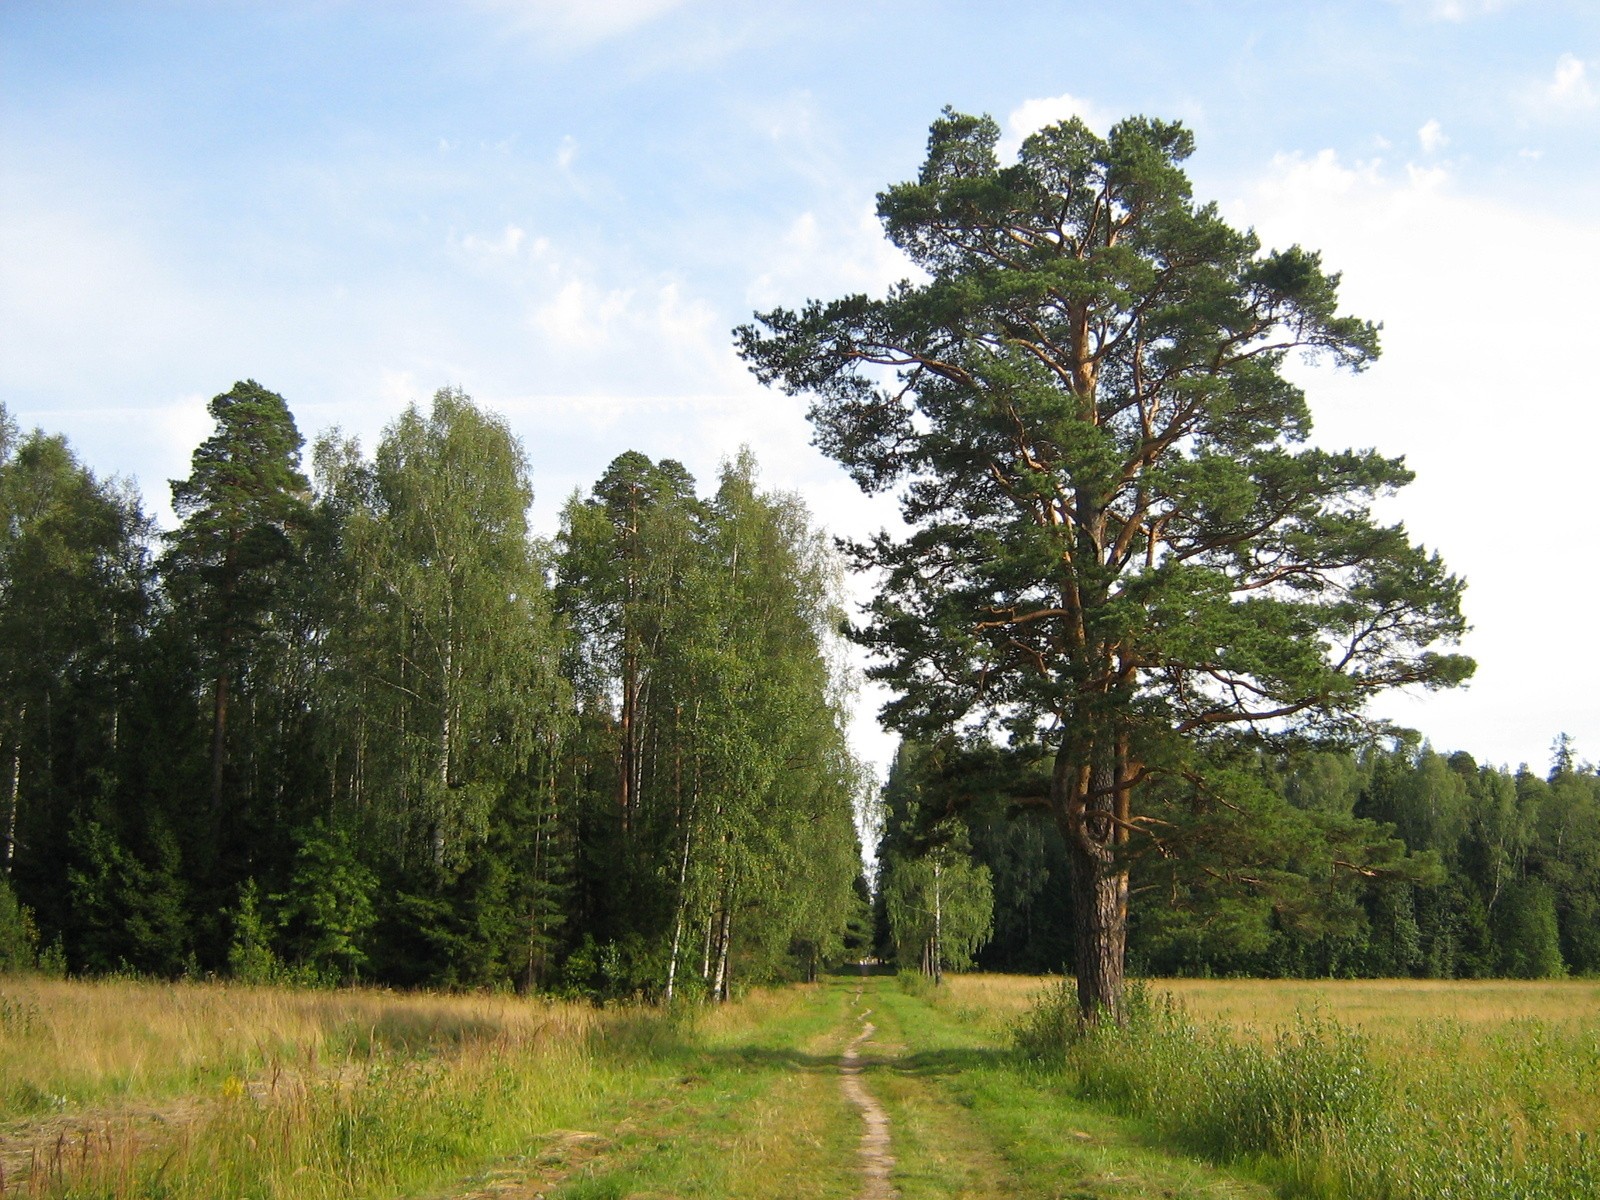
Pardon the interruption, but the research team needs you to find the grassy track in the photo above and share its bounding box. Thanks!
[513,974,1272,1199]
[505,982,863,1199]
[12,972,1593,1197]
[861,976,1272,1200]
[0,974,1275,1198]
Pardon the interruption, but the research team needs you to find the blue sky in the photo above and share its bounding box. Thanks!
[4,0,1598,779]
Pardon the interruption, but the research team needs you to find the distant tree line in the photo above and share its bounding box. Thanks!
[0,383,869,994]
[877,734,1600,980]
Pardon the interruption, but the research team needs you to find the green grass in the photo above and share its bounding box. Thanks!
[534,983,862,1199]
[1013,977,1600,1200]
[866,973,1274,1199]
[10,971,1590,1198]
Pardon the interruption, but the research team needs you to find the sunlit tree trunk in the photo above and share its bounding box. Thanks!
[3,705,21,876]
[711,886,733,1002]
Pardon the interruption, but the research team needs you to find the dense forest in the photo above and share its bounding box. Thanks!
[2,381,1595,993]
[0,384,868,995]
[877,734,1600,980]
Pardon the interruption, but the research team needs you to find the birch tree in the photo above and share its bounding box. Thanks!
[325,388,564,879]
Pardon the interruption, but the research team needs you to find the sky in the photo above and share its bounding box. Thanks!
[3,0,1598,783]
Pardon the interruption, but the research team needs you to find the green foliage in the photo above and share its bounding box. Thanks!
[930,733,1600,982]
[15,373,1590,994]
[556,448,865,1000]
[0,409,153,958]
[884,833,994,978]
[226,879,282,983]
[66,819,192,976]
[0,875,39,972]
[1494,878,1566,979]
[740,108,1471,1016]
[275,822,377,983]
[163,380,311,831]
[319,388,566,881]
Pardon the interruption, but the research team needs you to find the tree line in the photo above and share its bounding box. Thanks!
[876,734,1599,980]
[3,108,1565,1007]
[0,385,868,995]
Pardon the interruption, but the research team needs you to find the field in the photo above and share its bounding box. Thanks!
[1,973,1596,1198]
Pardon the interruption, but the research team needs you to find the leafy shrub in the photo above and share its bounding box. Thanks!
[0,875,39,972]
[228,879,283,983]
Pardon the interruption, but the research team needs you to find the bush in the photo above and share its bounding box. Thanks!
[0,876,39,972]
[228,879,283,983]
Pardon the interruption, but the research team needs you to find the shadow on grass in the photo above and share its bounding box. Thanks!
[664,1041,1014,1080]
[675,1044,843,1073]
[883,1046,1010,1077]
[346,1011,505,1053]
[825,961,897,977]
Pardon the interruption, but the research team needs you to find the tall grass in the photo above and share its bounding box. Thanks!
[0,976,847,1199]
[1016,979,1600,1199]
[0,978,676,1199]
[0,977,603,1118]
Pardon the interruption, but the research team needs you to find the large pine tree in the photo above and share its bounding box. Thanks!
[739,110,1472,1020]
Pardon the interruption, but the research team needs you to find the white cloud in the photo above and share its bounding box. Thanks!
[459,223,530,259]
[1225,148,1600,765]
[1417,118,1448,155]
[0,207,201,389]
[1527,52,1598,116]
[378,369,419,408]
[745,207,913,312]
[476,0,685,48]
[556,135,578,169]
[1001,92,1112,158]
[750,91,819,143]
[532,278,634,346]
[1391,0,1518,20]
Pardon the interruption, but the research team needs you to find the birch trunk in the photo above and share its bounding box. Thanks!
[4,705,22,876]
[711,895,733,1002]
[665,813,694,1002]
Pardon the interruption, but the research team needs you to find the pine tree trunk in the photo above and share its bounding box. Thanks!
[1059,753,1128,1024]
[210,670,230,813]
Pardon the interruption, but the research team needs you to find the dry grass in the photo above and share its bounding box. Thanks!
[0,976,600,1120]
[0,976,863,1199]
[1155,976,1600,1031]
[939,972,1600,1030]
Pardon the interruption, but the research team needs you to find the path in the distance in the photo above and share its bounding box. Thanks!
[840,983,898,1199]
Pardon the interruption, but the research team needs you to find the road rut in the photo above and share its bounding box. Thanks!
[840,992,898,1199]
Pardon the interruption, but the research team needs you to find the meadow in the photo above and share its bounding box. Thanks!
[2,973,1597,1198]
[998,974,1600,1199]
